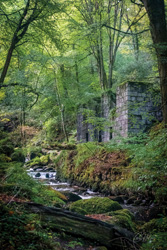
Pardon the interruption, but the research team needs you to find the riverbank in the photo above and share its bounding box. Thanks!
[1,123,167,249]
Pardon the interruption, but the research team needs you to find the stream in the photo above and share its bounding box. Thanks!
[27,169,102,200]
[27,169,151,221]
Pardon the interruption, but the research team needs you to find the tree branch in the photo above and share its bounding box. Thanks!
[103,24,149,36]
[130,0,144,7]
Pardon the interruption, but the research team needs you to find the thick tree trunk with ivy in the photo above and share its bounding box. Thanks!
[142,0,167,124]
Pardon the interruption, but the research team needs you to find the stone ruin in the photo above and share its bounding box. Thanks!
[77,82,162,142]
[77,98,102,143]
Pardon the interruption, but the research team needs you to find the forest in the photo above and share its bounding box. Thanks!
[0,0,167,249]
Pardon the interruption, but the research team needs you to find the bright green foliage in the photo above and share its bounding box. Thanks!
[25,155,50,167]
[26,157,41,167]
[120,125,167,202]
[43,118,60,142]
[69,197,122,215]
[40,155,49,165]
[114,51,156,85]
[104,125,167,203]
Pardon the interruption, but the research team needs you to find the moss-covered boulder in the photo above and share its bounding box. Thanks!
[25,156,41,167]
[25,155,50,168]
[69,197,122,215]
[40,155,49,165]
[107,209,135,232]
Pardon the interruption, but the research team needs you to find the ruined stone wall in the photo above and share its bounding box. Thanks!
[77,110,87,143]
[77,82,162,142]
[113,82,162,138]
[112,83,129,137]
[77,106,100,143]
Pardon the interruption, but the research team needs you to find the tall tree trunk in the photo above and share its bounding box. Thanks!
[0,43,15,84]
[101,92,110,142]
[142,0,167,124]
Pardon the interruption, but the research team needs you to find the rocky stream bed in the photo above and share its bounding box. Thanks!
[27,168,158,223]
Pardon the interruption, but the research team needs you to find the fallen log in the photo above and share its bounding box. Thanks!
[24,202,134,249]
[42,143,77,150]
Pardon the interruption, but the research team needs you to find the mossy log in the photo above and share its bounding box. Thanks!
[43,143,76,150]
[25,202,133,248]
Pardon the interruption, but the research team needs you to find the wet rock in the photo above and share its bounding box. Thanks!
[35,173,41,178]
[69,197,122,215]
[62,192,82,202]
[140,200,147,206]
[30,152,37,160]
[46,173,50,178]
[133,200,142,206]
[109,196,124,204]
[43,167,54,171]
[33,166,44,171]
[126,196,136,205]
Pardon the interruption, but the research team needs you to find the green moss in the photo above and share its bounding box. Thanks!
[107,208,134,220]
[141,217,167,233]
[71,207,87,215]
[69,197,122,215]
[40,155,49,165]
[107,209,135,231]
[51,189,68,201]
[26,156,41,167]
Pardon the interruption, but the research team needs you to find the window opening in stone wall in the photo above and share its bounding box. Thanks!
[110,127,112,140]
[98,131,102,142]
[86,133,89,142]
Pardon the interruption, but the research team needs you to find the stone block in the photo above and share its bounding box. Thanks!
[137,97,144,102]
[131,96,136,101]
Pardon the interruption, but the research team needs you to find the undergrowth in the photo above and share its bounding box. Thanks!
[0,202,60,250]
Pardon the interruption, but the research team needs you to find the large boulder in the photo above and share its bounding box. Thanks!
[86,209,135,232]
[69,197,122,215]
